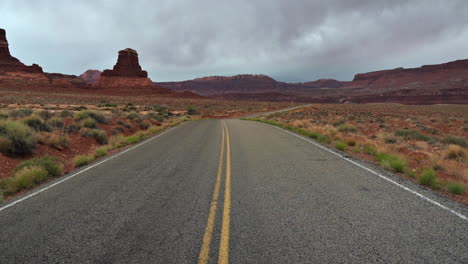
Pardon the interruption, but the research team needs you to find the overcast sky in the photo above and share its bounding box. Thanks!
[1,0,467,82]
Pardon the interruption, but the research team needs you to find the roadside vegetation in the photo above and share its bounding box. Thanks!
[0,104,194,201]
[242,104,468,204]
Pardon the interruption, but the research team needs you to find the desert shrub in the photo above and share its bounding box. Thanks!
[362,144,377,156]
[0,111,8,119]
[148,126,163,135]
[147,112,164,122]
[117,120,132,129]
[47,134,70,149]
[65,124,81,133]
[9,108,33,118]
[337,123,357,133]
[48,117,64,128]
[80,128,108,145]
[335,141,347,151]
[395,129,434,142]
[104,103,118,107]
[74,155,92,167]
[82,117,97,128]
[442,135,467,147]
[346,139,356,146]
[418,168,438,188]
[445,144,466,161]
[153,104,168,113]
[332,120,345,127]
[21,115,51,132]
[187,105,197,115]
[384,135,398,144]
[308,131,321,140]
[2,166,48,195]
[110,134,126,148]
[74,110,107,124]
[134,130,150,140]
[447,182,465,195]
[317,134,331,144]
[60,110,74,118]
[14,155,63,177]
[375,153,406,173]
[94,147,108,159]
[125,135,140,144]
[37,110,53,120]
[405,169,416,178]
[0,120,37,155]
[126,112,140,120]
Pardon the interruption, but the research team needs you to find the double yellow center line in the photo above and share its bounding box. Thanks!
[198,120,232,264]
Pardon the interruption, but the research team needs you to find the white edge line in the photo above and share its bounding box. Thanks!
[0,124,183,213]
[270,125,467,221]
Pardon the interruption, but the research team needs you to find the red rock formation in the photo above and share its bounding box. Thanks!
[101,49,147,78]
[79,70,102,84]
[157,59,468,104]
[93,48,154,89]
[0,28,43,73]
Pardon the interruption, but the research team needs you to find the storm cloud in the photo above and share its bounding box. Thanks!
[1,0,467,82]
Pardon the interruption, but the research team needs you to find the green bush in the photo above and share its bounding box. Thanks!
[0,120,37,155]
[375,153,406,173]
[139,120,151,130]
[37,110,53,120]
[395,129,436,143]
[48,117,64,128]
[21,115,51,132]
[153,104,168,113]
[317,134,331,144]
[335,141,347,151]
[447,182,465,195]
[126,112,140,120]
[125,135,140,144]
[82,117,97,128]
[418,168,438,188]
[80,128,108,145]
[60,110,74,118]
[94,147,108,159]
[346,139,356,146]
[362,144,377,156]
[74,110,107,124]
[337,124,358,133]
[14,155,63,177]
[187,105,197,115]
[2,166,48,195]
[9,108,33,118]
[74,155,92,167]
[442,135,467,147]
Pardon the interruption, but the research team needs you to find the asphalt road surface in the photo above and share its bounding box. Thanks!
[0,119,467,263]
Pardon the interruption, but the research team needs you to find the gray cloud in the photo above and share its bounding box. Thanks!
[1,0,467,82]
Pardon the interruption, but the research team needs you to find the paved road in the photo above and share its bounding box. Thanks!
[0,119,467,263]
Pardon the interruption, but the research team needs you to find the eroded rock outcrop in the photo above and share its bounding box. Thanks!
[0,28,43,73]
[93,48,154,88]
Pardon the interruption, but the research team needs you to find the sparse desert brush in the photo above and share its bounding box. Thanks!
[82,117,97,128]
[94,147,108,159]
[9,108,33,118]
[447,182,465,195]
[395,129,432,142]
[125,135,140,144]
[375,152,406,173]
[337,123,357,133]
[48,116,64,128]
[292,120,305,128]
[187,105,198,115]
[80,128,108,145]
[317,134,331,144]
[126,112,140,120]
[37,110,53,120]
[139,120,151,130]
[335,141,347,151]
[0,120,37,155]
[442,135,467,147]
[326,126,337,137]
[73,155,92,168]
[445,144,467,161]
[14,155,63,177]
[60,110,73,118]
[109,134,126,148]
[148,126,163,135]
[418,168,439,189]
[2,166,48,195]
[75,110,108,124]
[362,143,378,156]
[21,114,51,132]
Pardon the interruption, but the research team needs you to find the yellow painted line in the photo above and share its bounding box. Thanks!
[218,122,232,264]
[197,121,225,264]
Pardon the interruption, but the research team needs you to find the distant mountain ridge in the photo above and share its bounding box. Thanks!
[154,59,468,104]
